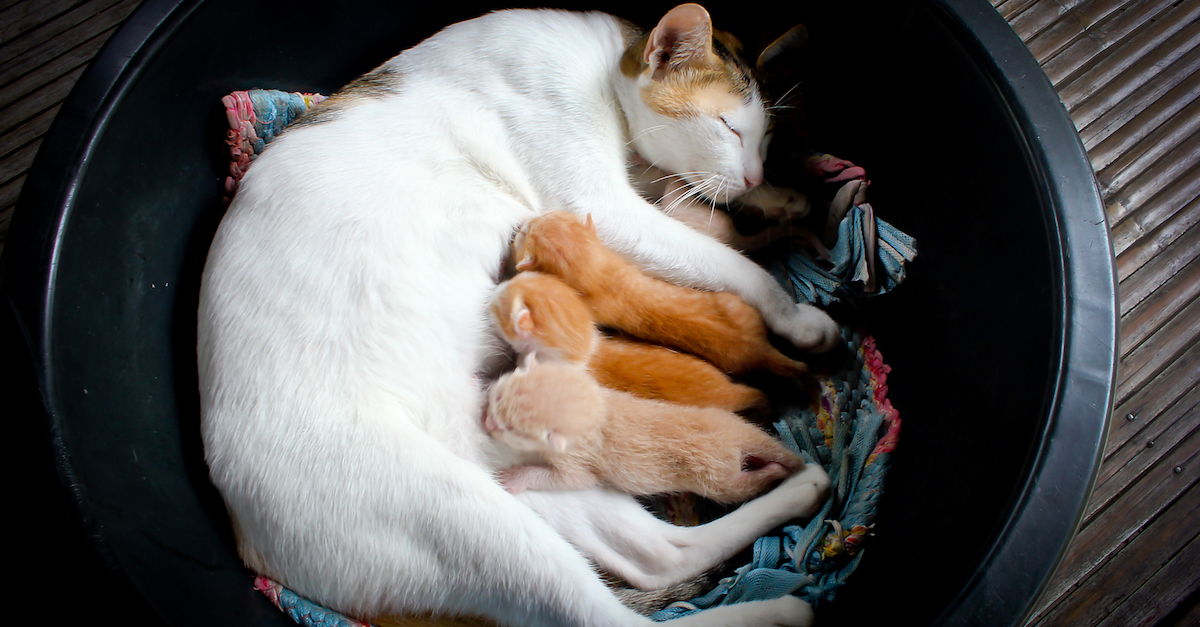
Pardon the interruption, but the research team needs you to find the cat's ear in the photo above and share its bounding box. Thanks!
[522,351,540,370]
[584,213,596,234]
[645,3,717,81]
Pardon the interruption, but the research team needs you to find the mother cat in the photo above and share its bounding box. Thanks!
[198,4,836,626]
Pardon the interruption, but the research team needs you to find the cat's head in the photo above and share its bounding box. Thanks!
[484,354,606,453]
[619,3,770,204]
[490,271,597,362]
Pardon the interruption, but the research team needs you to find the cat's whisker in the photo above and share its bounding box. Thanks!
[626,125,666,146]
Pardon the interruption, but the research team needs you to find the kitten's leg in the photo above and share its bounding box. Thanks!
[519,464,830,591]
[581,197,840,352]
[499,464,597,493]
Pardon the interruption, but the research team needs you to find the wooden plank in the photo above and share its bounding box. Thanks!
[1087,69,1200,172]
[0,137,39,187]
[1032,472,1199,626]
[1119,252,1200,351]
[1009,0,1092,44]
[0,0,138,87]
[1117,217,1200,315]
[1112,188,1199,268]
[997,0,1040,20]
[1159,590,1200,627]
[1030,427,1199,622]
[1044,0,1200,90]
[0,102,57,159]
[0,0,88,46]
[1098,530,1200,627]
[0,64,84,139]
[0,172,23,209]
[1097,100,1200,201]
[1077,40,1200,149]
[1105,143,1200,229]
[0,0,125,67]
[1115,297,1200,416]
[1111,343,1200,457]
[1091,390,1198,518]
[1027,0,1165,67]
[0,24,116,110]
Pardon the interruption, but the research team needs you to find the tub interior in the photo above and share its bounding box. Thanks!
[14,1,1064,625]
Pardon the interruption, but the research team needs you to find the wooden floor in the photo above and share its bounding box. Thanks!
[0,0,1196,625]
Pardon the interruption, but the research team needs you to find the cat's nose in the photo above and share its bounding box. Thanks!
[744,173,762,190]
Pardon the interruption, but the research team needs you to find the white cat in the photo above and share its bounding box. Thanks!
[197,4,835,626]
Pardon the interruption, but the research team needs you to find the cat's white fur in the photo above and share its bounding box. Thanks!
[198,5,834,626]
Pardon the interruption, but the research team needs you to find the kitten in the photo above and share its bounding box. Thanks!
[198,4,831,624]
[491,271,769,414]
[631,161,807,252]
[486,355,803,504]
[512,211,810,377]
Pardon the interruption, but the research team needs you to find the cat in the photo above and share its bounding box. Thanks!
[512,210,811,377]
[491,270,769,414]
[198,4,833,626]
[486,353,805,504]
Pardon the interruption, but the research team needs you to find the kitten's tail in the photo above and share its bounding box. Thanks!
[761,347,810,379]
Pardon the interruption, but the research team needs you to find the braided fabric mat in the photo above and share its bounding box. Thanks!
[221,90,908,625]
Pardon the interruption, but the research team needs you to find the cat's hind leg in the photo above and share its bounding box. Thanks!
[517,464,830,592]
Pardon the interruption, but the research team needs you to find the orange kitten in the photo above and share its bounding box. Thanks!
[511,211,809,377]
[485,355,803,504]
[491,271,768,414]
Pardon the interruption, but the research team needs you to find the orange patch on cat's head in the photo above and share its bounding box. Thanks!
[621,4,756,119]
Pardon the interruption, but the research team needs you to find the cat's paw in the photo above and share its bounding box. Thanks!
[740,186,810,222]
[748,596,814,627]
[775,464,831,520]
[773,303,840,353]
[680,595,814,627]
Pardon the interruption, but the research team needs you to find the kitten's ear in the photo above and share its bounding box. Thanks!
[584,213,596,234]
[511,296,536,340]
[514,247,536,271]
[522,351,540,370]
[756,24,808,74]
[645,3,717,81]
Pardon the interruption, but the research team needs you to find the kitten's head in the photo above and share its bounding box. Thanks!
[620,4,770,203]
[511,211,600,278]
[484,354,606,453]
[490,271,597,362]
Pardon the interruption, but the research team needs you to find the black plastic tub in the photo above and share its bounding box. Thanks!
[2,1,1116,625]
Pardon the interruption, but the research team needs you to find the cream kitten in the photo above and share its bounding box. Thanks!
[486,355,803,504]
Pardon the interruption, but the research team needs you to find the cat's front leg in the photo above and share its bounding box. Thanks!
[585,197,841,353]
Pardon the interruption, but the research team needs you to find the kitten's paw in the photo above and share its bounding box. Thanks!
[741,186,810,222]
[776,464,831,520]
[496,468,526,494]
[773,303,840,353]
